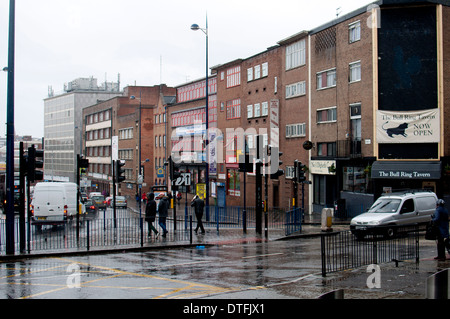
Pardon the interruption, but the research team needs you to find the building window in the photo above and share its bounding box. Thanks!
[349,61,361,83]
[176,78,217,103]
[226,98,241,119]
[285,166,295,179]
[317,142,336,157]
[262,62,268,77]
[226,66,241,88]
[261,101,268,116]
[119,128,133,140]
[247,105,253,118]
[247,68,253,82]
[317,68,336,90]
[350,103,362,142]
[343,166,367,193]
[317,107,337,123]
[286,39,306,70]
[286,81,306,98]
[227,169,240,196]
[254,103,260,117]
[349,20,361,43]
[286,123,306,138]
[254,65,261,80]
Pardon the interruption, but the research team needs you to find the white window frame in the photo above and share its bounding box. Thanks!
[317,68,336,90]
[261,102,268,116]
[317,107,337,123]
[286,123,306,138]
[262,62,268,77]
[254,103,261,117]
[349,20,361,43]
[286,39,306,70]
[349,61,361,83]
[247,68,253,82]
[286,81,306,99]
[247,105,253,118]
[254,65,261,80]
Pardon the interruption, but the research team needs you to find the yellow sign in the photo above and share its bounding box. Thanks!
[196,183,206,200]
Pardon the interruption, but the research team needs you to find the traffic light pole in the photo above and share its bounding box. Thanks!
[112,159,117,228]
[255,160,263,235]
[19,142,25,252]
[264,172,268,239]
[293,160,298,209]
[76,154,80,243]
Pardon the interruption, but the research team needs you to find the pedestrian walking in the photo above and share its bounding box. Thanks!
[191,195,205,234]
[142,192,147,204]
[158,195,169,237]
[432,199,450,261]
[145,193,158,237]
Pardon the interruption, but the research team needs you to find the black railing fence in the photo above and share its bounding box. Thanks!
[320,225,420,277]
[0,206,303,255]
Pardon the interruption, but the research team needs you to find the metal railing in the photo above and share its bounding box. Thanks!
[320,224,420,277]
[0,206,301,255]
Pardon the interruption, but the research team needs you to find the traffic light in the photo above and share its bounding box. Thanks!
[115,160,126,183]
[169,156,181,181]
[238,154,254,173]
[27,145,44,182]
[78,156,89,175]
[269,146,284,179]
[298,162,306,182]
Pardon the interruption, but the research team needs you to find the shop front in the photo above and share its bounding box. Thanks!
[371,161,442,197]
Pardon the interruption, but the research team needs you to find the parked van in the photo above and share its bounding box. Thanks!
[31,182,78,227]
[350,190,437,238]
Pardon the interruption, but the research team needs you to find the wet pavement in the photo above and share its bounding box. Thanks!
[0,214,448,300]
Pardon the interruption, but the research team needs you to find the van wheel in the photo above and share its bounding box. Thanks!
[386,227,396,239]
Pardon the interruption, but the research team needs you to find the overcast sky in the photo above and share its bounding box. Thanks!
[0,0,373,138]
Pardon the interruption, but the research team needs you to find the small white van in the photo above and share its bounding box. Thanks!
[350,190,437,238]
[31,182,78,226]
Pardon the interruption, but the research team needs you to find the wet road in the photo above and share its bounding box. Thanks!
[0,234,445,300]
[0,238,325,299]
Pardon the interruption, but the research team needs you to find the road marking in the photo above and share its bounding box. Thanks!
[241,252,284,259]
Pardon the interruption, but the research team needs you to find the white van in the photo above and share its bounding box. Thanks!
[31,182,78,226]
[350,190,437,238]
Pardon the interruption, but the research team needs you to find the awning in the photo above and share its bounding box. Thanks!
[371,161,441,179]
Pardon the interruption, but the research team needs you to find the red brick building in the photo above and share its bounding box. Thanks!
[82,85,175,198]
[167,0,450,216]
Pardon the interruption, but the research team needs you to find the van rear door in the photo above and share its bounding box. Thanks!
[416,195,437,223]
[33,189,66,222]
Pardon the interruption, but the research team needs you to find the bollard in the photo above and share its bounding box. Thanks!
[321,208,333,232]
[318,289,344,299]
[426,268,450,299]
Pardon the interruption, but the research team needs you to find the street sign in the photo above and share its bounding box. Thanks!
[174,173,191,186]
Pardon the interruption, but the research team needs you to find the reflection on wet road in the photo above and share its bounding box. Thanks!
[0,239,323,299]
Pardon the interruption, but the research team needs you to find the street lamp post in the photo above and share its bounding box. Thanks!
[191,17,210,219]
[5,0,15,254]
[130,91,142,221]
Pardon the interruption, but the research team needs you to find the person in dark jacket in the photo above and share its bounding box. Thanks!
[158,196,169,237]
[191,195,205,234]
[145,193,158,237]
[432,199,450,260]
